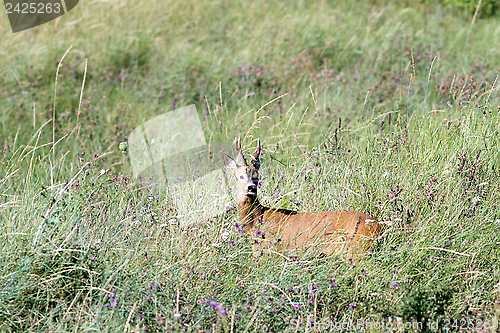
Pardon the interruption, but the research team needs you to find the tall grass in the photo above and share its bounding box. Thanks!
[0,0,499,331]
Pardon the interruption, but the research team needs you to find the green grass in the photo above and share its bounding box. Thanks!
[1,0,500,331]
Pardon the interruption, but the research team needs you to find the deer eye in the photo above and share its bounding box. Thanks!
[240,175,244,179]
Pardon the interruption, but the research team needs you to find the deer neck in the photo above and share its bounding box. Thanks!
[237,194,266,231]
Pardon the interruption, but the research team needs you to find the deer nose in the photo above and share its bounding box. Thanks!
[247,184,257,193]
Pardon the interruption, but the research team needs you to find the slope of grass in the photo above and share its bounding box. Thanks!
[0,0,499,331]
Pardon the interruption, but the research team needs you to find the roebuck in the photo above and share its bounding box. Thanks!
[222,138,382,258]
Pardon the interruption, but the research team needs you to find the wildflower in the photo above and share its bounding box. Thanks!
[173,313,181,318]
[348,303,356,308]
[258,180,263,186]
[235,223,244,233]
[292,303,301,310]
[200,299,206,304]
[391,282,399,288]
[281,174,286,178]
[209,301,217,307]
[109,290,116,298]
[105,300,117,307]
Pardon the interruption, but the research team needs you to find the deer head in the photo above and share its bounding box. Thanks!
[222,137,261,199]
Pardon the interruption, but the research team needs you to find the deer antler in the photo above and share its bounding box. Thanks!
[251,139,261,170]
[234,136,247,166]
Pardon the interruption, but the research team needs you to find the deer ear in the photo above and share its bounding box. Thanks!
[222,153,238,173]
[251,139,261,170]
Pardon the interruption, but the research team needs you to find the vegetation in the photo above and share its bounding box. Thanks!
[0,0,499,331]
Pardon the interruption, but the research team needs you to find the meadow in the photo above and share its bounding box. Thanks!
[0,0,499,331]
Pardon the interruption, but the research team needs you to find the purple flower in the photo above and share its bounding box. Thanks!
[292,303,301,309]
[230,239,236,246]
[391,282,399,288]
[150,283,155,291]
[200,299,206,304]
[105,300,117,307]
[258,180,263,186]
[138,314,143,319]
[281,174,286,178]
[263,325,268,331]
[173,313,181,318]
[348,303,356,308]
[209,301,217,307]
[109,291,116,298]
[226,206,233,213]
